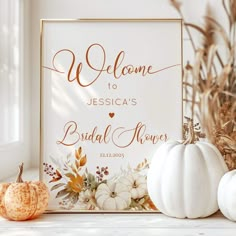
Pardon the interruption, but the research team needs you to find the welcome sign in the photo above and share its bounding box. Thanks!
[40,19,183,212]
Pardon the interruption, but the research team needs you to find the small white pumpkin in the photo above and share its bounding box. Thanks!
[95,181,131,210]
[147,119,228,218]
[119,173,147,199]
[218,170,236,221]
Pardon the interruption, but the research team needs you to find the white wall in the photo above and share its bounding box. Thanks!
[30,0,209,167]
[0,0,31,180]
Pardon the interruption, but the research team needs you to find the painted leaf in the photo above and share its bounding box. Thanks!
[51,183,65,191]
[68,174,84,193]
[49,176,62,183]
[71,194,79,204]
[56,189,69,198]
[75,160,80,169]
[71,165,78,174]
[80,155,87,166]
[62,191,76,200]
[75,147,82,160]
[49,155,60,168]
[65,173,75,179]
[56,170,62,177]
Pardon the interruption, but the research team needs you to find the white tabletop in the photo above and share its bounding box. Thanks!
[0,211,236,236]
[1,168,236,236]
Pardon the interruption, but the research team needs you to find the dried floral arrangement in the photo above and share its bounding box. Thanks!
[171,0,236,169]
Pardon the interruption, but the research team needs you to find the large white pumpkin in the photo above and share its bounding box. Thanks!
[218,170,236,221]
[147,139,228,218]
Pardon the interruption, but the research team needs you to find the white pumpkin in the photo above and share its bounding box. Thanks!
[147,121,228,218]
[119,173,147,199]
[95,181,131,210]
[218,170,236,221]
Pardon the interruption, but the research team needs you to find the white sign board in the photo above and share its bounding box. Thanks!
[40,19,183,212]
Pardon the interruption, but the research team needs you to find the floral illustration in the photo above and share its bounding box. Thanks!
[43,146,157,211]
[78,189,97,210]
[95,182,131,210]
[119,173,147,199]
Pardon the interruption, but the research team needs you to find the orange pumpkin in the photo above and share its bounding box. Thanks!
[0,163,49,221]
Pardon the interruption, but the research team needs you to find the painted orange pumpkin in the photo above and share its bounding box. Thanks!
[0,163,49,221]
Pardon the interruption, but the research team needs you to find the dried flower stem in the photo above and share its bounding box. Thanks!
[171,0,236,169]
[16,163,24,183]
[183,119,196,144]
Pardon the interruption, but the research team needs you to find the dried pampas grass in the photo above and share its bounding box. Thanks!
[171,0,236,169]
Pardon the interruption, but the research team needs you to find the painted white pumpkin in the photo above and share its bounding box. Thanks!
[218,170,236,221]
[147,121,228,218]
[78,189,97,210]
[119,173,147,199]
[95,181,131,210]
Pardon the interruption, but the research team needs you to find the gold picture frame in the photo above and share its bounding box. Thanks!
[40,19,183,213]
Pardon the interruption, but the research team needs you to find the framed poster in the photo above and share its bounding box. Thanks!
[40,19,183,212]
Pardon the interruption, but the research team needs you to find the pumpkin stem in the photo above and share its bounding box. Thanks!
[16,163,24,183]
[183,118,196,145]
